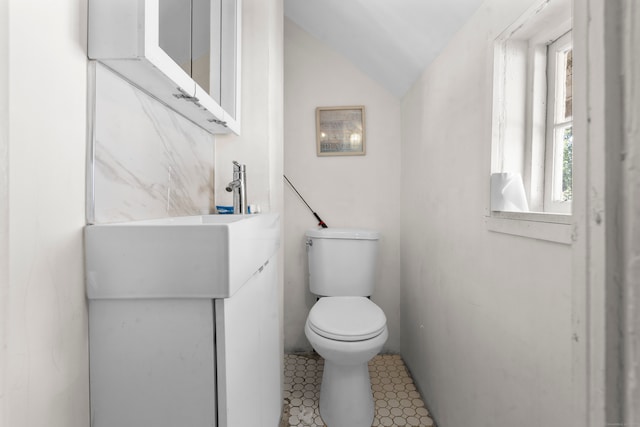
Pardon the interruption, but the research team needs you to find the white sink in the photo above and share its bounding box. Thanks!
[85,214,280,299]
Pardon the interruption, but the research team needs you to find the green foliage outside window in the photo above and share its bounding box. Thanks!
[562,126,573,201]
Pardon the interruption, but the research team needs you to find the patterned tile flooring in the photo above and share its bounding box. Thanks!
[281,353,436,427]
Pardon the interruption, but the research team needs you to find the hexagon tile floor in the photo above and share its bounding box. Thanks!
[281,353,437,427]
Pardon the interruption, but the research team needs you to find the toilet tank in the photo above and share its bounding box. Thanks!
[305,228,380,297]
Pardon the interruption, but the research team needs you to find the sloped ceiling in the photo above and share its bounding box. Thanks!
[284,0,484,98]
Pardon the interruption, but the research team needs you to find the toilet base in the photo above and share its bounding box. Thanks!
[319,360,374,427]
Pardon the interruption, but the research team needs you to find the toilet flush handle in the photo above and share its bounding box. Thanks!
[305,239,313,249]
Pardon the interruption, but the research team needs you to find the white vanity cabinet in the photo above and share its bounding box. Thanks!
[88,298,219,427]
[85,214,281,427]
[88,255,280,427]
[88,0,241,135]
[216,256,282,426]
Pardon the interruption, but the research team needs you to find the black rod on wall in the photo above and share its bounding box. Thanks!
[283,175,328,228]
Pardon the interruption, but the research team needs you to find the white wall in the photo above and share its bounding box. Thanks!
[215,0,284,217]
[283,19,402,353]
[0,0,9,418]
[622,1,640,422]
[1,1,90,426]
[400,1,572,426]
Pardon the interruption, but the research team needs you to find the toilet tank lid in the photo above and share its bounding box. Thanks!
[305,228,380,240]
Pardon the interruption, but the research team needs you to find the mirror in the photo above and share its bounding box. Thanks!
[158,0,236,120]
[159,0,192,76]
[159,0,217,97]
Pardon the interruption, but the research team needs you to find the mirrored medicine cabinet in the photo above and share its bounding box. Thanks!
[89,0,241,135]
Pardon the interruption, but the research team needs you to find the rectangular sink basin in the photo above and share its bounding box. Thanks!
[85,214,280,299]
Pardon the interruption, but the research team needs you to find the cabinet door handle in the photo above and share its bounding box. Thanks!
[173,87,200,104]
[208,118,228,127]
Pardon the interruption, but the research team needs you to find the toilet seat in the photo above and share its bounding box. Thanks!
[308,296,387,342]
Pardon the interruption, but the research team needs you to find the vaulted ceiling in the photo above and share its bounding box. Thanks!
[284,0,484,98]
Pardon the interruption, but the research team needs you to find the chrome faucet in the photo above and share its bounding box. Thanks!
[225,161,247,214]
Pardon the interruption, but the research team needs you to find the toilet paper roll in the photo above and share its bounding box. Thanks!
[490,173,529,212]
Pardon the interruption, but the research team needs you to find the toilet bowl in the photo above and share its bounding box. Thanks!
[305,296,388,427]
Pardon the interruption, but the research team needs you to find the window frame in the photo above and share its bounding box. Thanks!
[487,0,573,244]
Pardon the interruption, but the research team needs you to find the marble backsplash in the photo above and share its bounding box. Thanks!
[89,63,215,224]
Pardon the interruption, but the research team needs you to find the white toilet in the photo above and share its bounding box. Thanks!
[304,228,388,427]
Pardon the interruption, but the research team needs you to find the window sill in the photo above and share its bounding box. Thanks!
[485,211,573,244]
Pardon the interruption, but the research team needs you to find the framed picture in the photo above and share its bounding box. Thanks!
[316,106,366,156]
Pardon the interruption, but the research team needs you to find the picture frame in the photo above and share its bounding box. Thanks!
[316,106,366,156]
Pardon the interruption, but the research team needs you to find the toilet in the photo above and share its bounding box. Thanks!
[304,228,388,427]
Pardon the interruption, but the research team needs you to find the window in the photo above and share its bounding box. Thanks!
[545,31,573,213]
[488,0,573,243]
